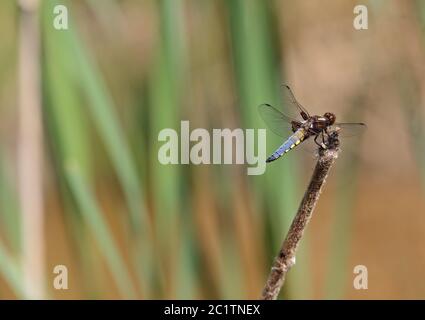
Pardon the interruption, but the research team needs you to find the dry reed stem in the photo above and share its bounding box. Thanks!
[262,141,339,300]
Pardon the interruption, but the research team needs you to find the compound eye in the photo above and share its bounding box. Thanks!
[325,112,335,125]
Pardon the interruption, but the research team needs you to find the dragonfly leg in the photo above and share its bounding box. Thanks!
[320,131,328,149]
[314,131,328,149]
[323,128,331,145]
[313,134,322,147]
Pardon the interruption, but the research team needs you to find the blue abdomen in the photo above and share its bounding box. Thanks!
[266,130,304,163]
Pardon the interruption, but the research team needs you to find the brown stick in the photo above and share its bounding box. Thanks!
[261,142,339,300]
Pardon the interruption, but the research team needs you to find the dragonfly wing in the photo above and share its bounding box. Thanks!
[282,85,310,118]
[258,103,298,137]
[331,122,367,138]
[258,85,309,137]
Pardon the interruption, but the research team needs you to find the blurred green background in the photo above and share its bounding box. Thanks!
[1,0,425,299]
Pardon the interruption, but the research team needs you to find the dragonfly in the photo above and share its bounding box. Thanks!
[259,85,366,163]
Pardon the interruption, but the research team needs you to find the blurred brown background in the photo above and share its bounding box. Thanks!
[0,0,425,299]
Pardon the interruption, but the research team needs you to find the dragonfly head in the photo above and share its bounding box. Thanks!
[324,112,336,125]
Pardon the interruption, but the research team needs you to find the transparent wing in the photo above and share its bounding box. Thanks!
[332,122,367,138]
[258,103,299,137]
[282,85,310,119]
[258,85,310,137]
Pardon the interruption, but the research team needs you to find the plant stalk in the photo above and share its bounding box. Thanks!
[17,0,44,299]
[262,139,340,300]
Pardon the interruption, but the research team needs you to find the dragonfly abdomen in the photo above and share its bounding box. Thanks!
[266,129,305,163]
